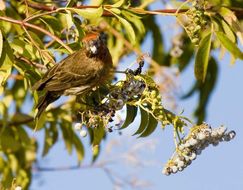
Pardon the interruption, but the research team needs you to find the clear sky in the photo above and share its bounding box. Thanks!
[30,1,243,190]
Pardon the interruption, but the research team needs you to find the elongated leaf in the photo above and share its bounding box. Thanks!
[34,112,46,131]
[109,7,121,15]
[0,130,21,152]
[122,10,145,34]
[138,113,158,138]
[119,16,136,44]
[215,31,243,59]
[42,127,52,157]
[71,6,103,20]
[73,133,85,163]
[60,122,73,154]
[212,15,236,43]
[132,107,149,136]
[16,126,31,147]
[90,0,104,6]
[120,105,138,129]
[112,0,125,7]
[195,32,212,82]
[0,41,14,86]
[92,145,100,163]
[0,29,2,58]
[92,126,105,146]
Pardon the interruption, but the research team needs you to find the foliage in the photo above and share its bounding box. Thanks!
[0,0,242,189]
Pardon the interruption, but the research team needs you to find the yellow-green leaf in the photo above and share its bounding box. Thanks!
[112,0,125,7]
[195,32,212,82]
[215,31,243,59]
[71,6,103,20]
[116,15,136,44]
[73,133,84,163]
[0,41,14,86]
[0,29,3,58]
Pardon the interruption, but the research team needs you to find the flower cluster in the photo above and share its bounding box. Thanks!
[162,123,236,175]
[108,75,146,110]
[74,60,146,132]
[184,0,209,45]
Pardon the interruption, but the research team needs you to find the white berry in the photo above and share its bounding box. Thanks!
[80,130,87,137]
[74,123,82,130]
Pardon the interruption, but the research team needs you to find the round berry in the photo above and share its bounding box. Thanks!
[74,123,82,130]
[171,165,178,173]
[80,129,87,137]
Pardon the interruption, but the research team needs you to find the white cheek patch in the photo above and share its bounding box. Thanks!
[90,45,97,54]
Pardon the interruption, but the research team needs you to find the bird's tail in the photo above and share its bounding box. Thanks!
[35,92,60,119]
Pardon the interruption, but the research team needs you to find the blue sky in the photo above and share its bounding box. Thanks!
[30,1,243,190]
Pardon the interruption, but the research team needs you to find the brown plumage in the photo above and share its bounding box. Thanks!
[32,32,113,118]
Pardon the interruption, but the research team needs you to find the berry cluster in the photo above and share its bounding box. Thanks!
[170,34,184,58]
[162,123,236,175]
[75,60,146,133]
[184,0,209,45]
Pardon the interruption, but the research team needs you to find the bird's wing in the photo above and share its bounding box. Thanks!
[43,51,98,92]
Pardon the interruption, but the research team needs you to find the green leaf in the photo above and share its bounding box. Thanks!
[90,0,104,6]
[73,133,85,163]
[194,32,212,82]
[65,11,74,29]
[117,16,136,44]
[42,127,53,157]
[60,122,73,154]
[212,15,236,43]
[120,105,138,129]
[109,7,121,15]
[0,40,14,86]
[28,31,44,48]
[92,126,105,146]
[138,113,158,138]
[122,10,145,34]
[92,145,100,163]
[15,126,31,147]
[71,6,103,20]
[112,0,125,7]
[215,31,243,59]
[0,130,21,152]
[34,112,46,131]
[41,15,62,34]
[132,107,149,136]
[0,29,3,58]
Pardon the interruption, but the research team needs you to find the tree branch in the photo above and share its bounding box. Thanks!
[16,56,47,70]
[0,16,73,54]
[25,1,243,18]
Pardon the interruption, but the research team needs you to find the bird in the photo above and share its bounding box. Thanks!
[32,32,113,119]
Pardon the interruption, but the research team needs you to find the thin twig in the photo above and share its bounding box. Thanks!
[16,56,47,70]
[0,116,34,128]
[22,26,55,64]
[25,1,243,18]
[0,16,73,53]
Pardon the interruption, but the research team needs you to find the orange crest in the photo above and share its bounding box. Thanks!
[82,32,99,42]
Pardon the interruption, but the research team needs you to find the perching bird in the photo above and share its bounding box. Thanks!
[32,32,113,118]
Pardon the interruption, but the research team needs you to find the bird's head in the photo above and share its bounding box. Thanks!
[82,32,107,56]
